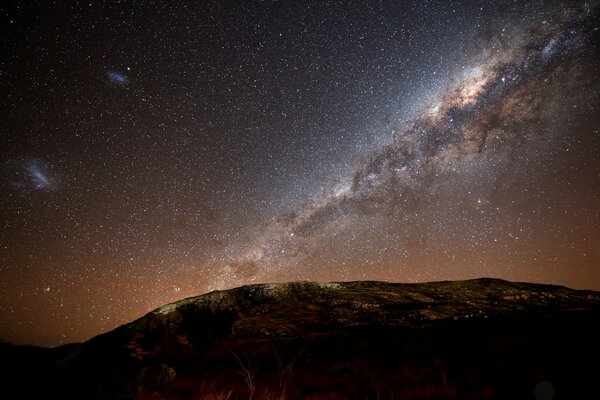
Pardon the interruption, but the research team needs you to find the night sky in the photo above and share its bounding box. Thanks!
[1,1,599,346]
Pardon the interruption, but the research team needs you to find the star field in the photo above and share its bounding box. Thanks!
[1,1,600,346]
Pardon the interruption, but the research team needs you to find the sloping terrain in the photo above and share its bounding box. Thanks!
[2,278,599,399]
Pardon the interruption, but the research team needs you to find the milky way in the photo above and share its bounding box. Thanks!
[1,1,599,346]
[216,4,600,289]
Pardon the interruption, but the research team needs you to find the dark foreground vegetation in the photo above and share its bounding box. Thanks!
[1,278,599,399]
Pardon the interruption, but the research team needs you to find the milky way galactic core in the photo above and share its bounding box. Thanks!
[1,1,599,346]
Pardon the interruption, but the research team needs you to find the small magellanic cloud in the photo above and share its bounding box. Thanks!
[107,70,129,86]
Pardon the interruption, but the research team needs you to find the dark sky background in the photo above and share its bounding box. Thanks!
[1,0,599,346]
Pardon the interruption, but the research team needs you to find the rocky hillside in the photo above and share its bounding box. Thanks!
[2,278,600,399]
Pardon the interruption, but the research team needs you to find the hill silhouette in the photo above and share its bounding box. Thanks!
[1,278,599,399]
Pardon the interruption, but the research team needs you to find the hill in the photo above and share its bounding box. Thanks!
[1,278,599,399]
